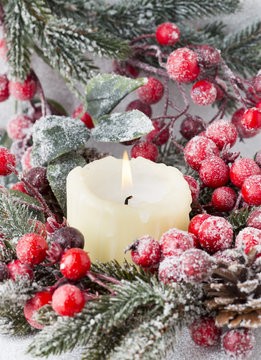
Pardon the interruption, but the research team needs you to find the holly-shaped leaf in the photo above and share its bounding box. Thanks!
[91,110,154,142]
[85,74,148,122]
[31,116,90,166]
[47,152,86,215]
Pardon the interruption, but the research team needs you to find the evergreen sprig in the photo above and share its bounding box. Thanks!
[0,305,35,336]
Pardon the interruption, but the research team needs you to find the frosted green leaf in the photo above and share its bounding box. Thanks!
[47,152,86,215]
[85,74,148,122]
[31,116,90,166]
[91,110,154,142]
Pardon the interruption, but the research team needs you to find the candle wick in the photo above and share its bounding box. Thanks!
[124,195,133,205]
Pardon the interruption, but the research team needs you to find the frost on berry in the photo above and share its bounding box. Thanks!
[180,248,213,282]
[167,48,200,83]
[158,255,181,284]
[24,291,52,329]
[190,80,217,106]
[211,186,237,212]
[184,136,219,171]
[198,216,234,253]
[230,158,261,188]
[131,141,158,162]
[241,107,261,130]
[60,248,91,280]
[156,22,180,46]
[232,108,260,139]
[7,260,34,281]
[21,147,32,171]
[180,115,205,140]
[128,235,161,268]
[188,213,211,237]
[160,228,196,257]
[137,77,164,105]
[52,284,85,317]
[197,45,221,67]
[7,115,33,140]
[0,147,16,176]
[241,175,261,206]
[235,227,261,254]
[184,175,200,202]
[0,38,8,60]
[0,74,9,102]
[206,119,238,150]
[199,156,229,188]
[9,74,37,101]
[222,328,255,360]
[189,317,221,347]
[247,208,261,230]
[16,233,49,266]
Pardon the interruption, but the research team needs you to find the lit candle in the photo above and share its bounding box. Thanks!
[66,154,192,263]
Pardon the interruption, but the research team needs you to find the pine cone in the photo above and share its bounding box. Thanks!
[205,248,261,328]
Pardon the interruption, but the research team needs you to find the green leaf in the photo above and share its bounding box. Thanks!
[91,110,153,142]
[85,74,148,122]
[47,152,86,215]
[31,116,90,166]
[0,129,11,148]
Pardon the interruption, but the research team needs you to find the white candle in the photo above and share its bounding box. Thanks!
[66,156,192,263]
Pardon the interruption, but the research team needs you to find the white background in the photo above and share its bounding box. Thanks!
[0,0,260,359]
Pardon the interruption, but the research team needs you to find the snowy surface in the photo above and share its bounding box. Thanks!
[0,0,261,359]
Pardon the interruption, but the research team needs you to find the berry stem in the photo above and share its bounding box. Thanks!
[127,58,168,78]
[129,33,155,45]
[86,271,119,294]
[12,197,45,213]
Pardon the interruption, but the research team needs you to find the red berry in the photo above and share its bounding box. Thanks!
[206,119,238,150]
[130,235,161,268]
[199,156,229,188]
[126,99,152,117]
[222,328,255,359]
[230,158,261,188]
[184,175,200,202]
[180,115,205,140]
[72,104,94,129]
[137,77,164,105]
[0,38,8,60]
[247,208,261,230]
[198,216,234,253]
[7,115,33,140]
[24,291,52,329]
[160,228,196,257]
[51,226,84,249]
[144,121,169,146]
[188,214,211,238]
[211,186,237,212]
[184,136,219,171]
[232,108,260,139]
[60,248,91,280]
[181,249,213,282]
[29,220,48,239]
[197,45,221,67]
[21,147,32,171]
[0,74,9,102]
[158,255,182,284]
[241,175,261,206]
[0,147,16,176]
[24,167,49,193]
[241,107,261,130]
[213,249,240,264]
[7,260,34,281]
[191,80,217,106]
[189,317,221,347]
[16,233,48,266]
[167,48,200,83]
[11,181,30,195]
[131,141,158,162]
[52,284,85,317]
[9,74,37,101]
[156,23,180,46]
[235,227,261,254]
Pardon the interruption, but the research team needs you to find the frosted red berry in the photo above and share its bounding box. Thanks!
[131,141,158,162]
[156,23,180,46]
[241,175,261,206]
[145,121,169,146]
[51,226,84,249]
[247,208,261,230]
[241,107,261,130]
[21,147,32,171]
[181,249,213,282]
[235,227,261,254]
[211,186,237,212]
[24,291,53,329]
[9,74,37,101]
[167,48,200,83]
[52,284,85,317]
[180,115,205,140]
[199,156,229,188]
[7,115,33,140]
[189,317,221,347]
[60,248,91,280]
[184,175,200,202]
[206,119,238,150]
[0,74,9,102]
[16,233,48,266]
[222,328,255,359]
[160,228,196,257]
[25,166,49,193]
[0,38,8,60]
[188,214,211,238]
[126,99,152,117]
[11,181,30,195]
[198,216,234,253]
[72,104,94,129]
[232,108,259,139]
[230,158,261,188]
[7,260,34,281]
[191,80,217,106]
[137,77,164,105]
[158,255,182,284]
[184,136,219,171]
[129,235,161,268]
[197,45,221,67]
[0,147,16,176]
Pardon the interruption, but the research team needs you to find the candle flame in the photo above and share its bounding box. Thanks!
[121,151,133,194]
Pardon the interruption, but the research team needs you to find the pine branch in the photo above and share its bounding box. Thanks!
[228,207,255,236]
[0,305,35,336]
